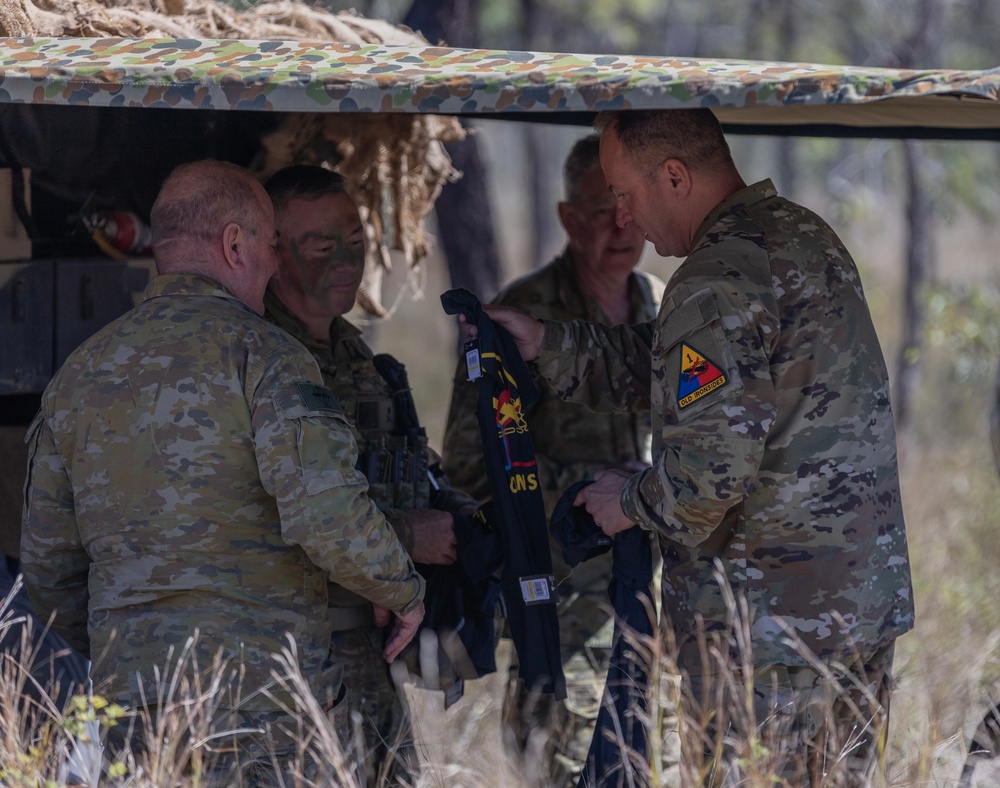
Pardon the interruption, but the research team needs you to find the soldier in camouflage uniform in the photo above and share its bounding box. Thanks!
[441,136,662,784]
[262,165,479,780]
[20,161,425,783]
[474,109,915,785]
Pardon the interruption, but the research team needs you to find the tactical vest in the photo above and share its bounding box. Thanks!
[327,351,431,512]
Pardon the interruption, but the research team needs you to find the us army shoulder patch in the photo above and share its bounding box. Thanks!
[678,342,727,409]
[296,382,340,412]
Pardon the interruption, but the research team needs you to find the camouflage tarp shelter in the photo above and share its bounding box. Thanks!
[0,36,997,553]
[0,37,996,396]
[0,38,998,137]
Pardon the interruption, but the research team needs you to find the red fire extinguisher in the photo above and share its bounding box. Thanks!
[87,211,153,258]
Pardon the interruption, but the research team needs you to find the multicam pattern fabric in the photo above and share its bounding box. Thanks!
[20,274,424,724]
[687,642,895,785]
[534,180,914,670]
[264,293,477,578]
[0,38,997,130]
[327,625,409,782]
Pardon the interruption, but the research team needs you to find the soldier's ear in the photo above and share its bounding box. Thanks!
[222,222,242,268]
[557,201,574,234]
[661,159,692,199]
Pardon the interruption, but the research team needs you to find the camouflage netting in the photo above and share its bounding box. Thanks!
[0,0,466,315]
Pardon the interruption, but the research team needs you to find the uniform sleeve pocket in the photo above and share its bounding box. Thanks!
[662,291,744,421]
[271,383,358,496]
[22,410,46,502]
[296,419,360,496]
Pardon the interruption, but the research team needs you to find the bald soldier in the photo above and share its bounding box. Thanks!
[442,135,661,784]
[20,160,424,782]
[475,109,914,785]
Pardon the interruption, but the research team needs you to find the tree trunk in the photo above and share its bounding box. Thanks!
[892,0,945,431]
[895,139,935,429]
[774,0,797,198]
[436,131,503,301]
[404,0,502,303]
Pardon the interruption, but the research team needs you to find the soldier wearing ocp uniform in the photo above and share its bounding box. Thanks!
[485,110,915,785]
[443,250,661,517]
[441,136,661,784]
[540,176,915,663]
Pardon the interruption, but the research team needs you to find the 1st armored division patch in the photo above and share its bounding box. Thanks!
[677,342,727,409]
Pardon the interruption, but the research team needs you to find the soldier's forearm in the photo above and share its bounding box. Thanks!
[383,509,414,553]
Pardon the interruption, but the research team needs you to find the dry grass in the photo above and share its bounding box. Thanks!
[2,573,916,787]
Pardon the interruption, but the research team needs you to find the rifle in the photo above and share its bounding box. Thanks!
[372,354,432,498]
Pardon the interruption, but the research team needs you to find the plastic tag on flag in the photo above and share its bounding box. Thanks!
[465,339,482,381]
[520,574,559,606]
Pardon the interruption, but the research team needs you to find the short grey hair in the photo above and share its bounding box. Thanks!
[595,109,733,179]
[563,135,601,204]
[151,160,264,249]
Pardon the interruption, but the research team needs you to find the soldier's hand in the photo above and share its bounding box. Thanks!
[459,306,545,362]
[373,604,391,627]
[407,509,458,565]
[575,468,636,536]
[383,602,425,663]
[615,460,652,474]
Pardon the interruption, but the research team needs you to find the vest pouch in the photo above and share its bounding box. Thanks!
[385,435,415,509]
[353,397,396,436]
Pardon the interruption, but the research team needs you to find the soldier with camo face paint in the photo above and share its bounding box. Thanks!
[263,165,481,783]
[473,109,914,786]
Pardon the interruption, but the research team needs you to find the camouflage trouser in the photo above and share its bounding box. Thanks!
[684,642,895,788]
[330,624,415,785]
[511,553,615,788]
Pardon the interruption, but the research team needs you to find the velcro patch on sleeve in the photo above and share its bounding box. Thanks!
[297,382,340,412]
[273,383,344,420]
[661,289,742,419]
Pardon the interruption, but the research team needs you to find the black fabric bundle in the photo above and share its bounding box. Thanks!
[441,288,565,699]
[550,481,656,788]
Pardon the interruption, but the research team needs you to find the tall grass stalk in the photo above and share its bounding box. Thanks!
[2,538,996,787]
